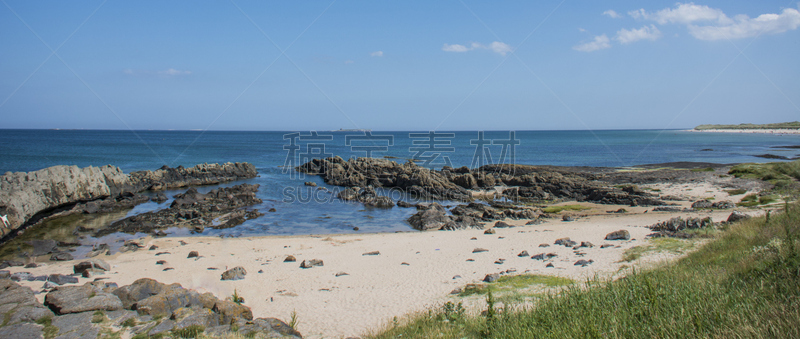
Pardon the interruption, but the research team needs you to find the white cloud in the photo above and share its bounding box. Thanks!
[573,34,611,52]
[442,41,512,55]
[370,51,383,57]
[603,10,621,19]
[616,25,662,44]
[631,3,800,41]
[578,28,587,33]
[632,3,731,25]
[159,68,191,76]
[442,43,469,52]
[123,68,191,76]
[689,8,800,40]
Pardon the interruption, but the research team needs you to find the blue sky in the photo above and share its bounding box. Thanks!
[1,0,799,131]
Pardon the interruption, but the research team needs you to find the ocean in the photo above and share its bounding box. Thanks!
[1,129,798,236]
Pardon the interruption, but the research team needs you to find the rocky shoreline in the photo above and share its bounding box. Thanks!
[0,258,301,338]
[0,162,258,242]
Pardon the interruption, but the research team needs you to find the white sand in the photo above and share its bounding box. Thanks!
[686,128,800,134]
[7,185,761,338]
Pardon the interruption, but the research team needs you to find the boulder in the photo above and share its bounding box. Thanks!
[483,273,500,282]
[134,286,202,316]
[407,204,451,231]
[300,259,324,268]
[727,211,750,223]
[50,252,73,261]
[221,267,247,281]
[48,274,78,285]
[73,259,110,274]
[605,230,630,240]
[213,299,253,324]
[44,283,123,315]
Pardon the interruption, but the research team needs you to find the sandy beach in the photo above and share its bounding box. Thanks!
[4,182,763,338]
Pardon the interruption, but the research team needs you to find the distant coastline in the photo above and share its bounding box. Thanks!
[690,121,800,134]
[687,129,800,134]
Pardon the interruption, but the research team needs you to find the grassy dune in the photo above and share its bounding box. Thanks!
[366,203,800,339]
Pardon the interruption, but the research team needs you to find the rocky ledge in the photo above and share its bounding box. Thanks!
[94,184,263,237]
[0,276,301,338]
[0,162,257,239]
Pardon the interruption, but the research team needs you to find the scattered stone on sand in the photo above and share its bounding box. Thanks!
[555,237,577,247]
[149,245,158,250]
[605,230,630,240]
[188,251,199,258]
[574,259,594,266]
[600,244,614,248]
[494,221,513,228]
[221,267,247,281]
[484,229,496,235]
[155,252,170,256]
[546,263,554,268]
[579,241,594,248]
[156,260,166,265]
[284,255,296,262]
[73,259,110,275]
[335,272,349,277]
[562,215,575,222]
[300,259,324,268]
[48,274,78,285]
[50,252,74,261]
[517,250,529,257]
[470,237,477,240]
[531,253,557,260]
[401,262,410,266]
[539,243,550,247]
[483,273,500,282]
[472,248,488,253]
[362,251,380,256]
[727,211,750,223]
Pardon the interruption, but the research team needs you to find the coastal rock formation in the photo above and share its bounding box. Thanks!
[297,156,472,201]
[649,217,714,234]
[0,162,257,239]
[94,184,263,237]
[0,278,301,338]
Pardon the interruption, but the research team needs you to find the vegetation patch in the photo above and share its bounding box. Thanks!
[458,274,573,297]
[726,189,747,195]
[172,325,205,338]
[622,237,698,262]
[729,161,800,191]
[739,194,779,207]
[542,204,590,214]
[691,167,715,172]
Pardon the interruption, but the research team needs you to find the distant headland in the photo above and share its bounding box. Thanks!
[691,122,800,134]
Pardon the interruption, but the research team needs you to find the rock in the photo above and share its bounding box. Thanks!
[526,219,544,225]
[600,244,614,248]
[187,251,199,258]
[539,243,550,247]
[134,286,202,316]
[25,239,58,256]
[407,203,451,230]
[579,241,594,248]
[649,217,714,233]
[44,283,123,315]
[238,317,302,338]
[652,206,682,212]
[149,245,158,250]
[48,274,78,285]
[300,259,323,268]
[156,260,167,265]
[362,251,380,256]
[494,221,513,228]
[24,263,38,268]
[268,208,277,212]
[73,259,110,275]
[221,267,247,281]
[335,272,349,277]
[712,200,735,209]
[396,200,415,208]
[364,196,395,208]
[546,263,554,268]
[483,273,500,282]
[472,248,488,253]
[304,182,317,187]
[555,237,577,247]
[484,228,496,234]
[153,192,168,203]
[574,259,594,266]
[284,255,296,262]
[727,211,751,223]
[450,288,462,295]
[112,278,167,309]
[50,252,73,261]
[605,230,630,240]
[517,250,529,257]
[0,323,44,339]
[691,200,713,209]
[562,215,574,222]
[213,299,253,324]
[531,253,557,260]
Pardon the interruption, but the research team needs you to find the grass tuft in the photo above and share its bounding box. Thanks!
[542,204,590,214]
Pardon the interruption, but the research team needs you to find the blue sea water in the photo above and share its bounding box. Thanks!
[1,129,799,236]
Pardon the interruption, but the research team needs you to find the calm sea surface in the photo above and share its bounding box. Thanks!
[1,129,798,236]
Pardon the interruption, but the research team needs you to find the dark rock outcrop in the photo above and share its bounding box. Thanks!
[95,184,263,236]
[0,162,257,239]
[605,230,631,240]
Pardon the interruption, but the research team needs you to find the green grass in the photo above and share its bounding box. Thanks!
[691,167,715,172]
[542,204,590,214]
[458,275,574,297]
[91,310,105,324]
[726,188,747,195]
[173,325,205,338]
[729,161,800,191]
[739,193,779,207]
[366,201,800,339]
[35,316,58,339]
[621,237,699,262]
